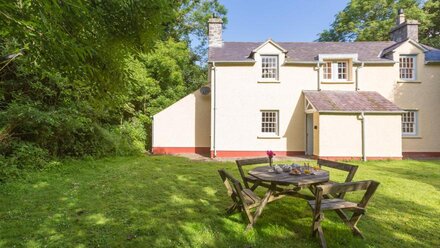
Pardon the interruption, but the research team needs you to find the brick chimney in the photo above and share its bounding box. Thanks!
[390,9,419,42]
[208,17,223,47]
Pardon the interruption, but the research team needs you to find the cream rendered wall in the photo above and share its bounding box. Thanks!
[153,90,211,148]
[318,114,402,158]
[213,43,318,152]
[318,114,362,157]
[357,65,397,100]
[364,115,402,157]
[213,42,401,153]
[392,41,440,152]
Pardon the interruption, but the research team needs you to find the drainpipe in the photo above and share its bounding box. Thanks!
[316,62,321,91]
[359,112,366,161]
[355,62,364,91]
[211,62,217,157]
[151,115,154,153]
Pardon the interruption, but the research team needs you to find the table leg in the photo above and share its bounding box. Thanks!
[247,183,275,230]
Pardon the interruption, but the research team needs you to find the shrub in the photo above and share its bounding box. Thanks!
[0,142,49,182]
[114,118,147,156]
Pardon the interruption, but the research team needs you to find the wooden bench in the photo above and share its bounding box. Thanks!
[218,169,280,229]
[308,180,380,248]
[317,159,359,198]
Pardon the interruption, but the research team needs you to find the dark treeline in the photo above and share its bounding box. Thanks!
[0,0,226,181]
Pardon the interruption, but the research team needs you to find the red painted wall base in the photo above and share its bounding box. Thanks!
[152,147,210,155]
[316,156,402,161]
[210,150,304,158]
[153,147,440,160]
[403,152,440,158]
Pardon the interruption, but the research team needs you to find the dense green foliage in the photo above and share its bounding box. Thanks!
[0,0,227,181]
[318,0,439,47]
[0,156,439,247]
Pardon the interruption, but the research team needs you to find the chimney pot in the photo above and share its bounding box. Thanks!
[396,9,406,25]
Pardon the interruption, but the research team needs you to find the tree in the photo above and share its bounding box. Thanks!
[420,0,440,48]
[0,0,228,180]
[316,0,434,44]
[171,0,228,62]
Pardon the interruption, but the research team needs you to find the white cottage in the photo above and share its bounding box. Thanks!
[153,12,440,160]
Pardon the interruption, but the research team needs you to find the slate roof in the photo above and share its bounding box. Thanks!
[426,50,440,62]
[209,41,440,63]
[209,41,396,62]
[303,90,402,113]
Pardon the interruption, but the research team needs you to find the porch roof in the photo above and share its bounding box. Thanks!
[303,90,403,113]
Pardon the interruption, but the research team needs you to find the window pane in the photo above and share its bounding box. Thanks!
[401,111,417,135]
[337,62,347,79]
[261,56,278,79]
[399,56,415,80]
[261,111,278,134]
[323,62,332,79]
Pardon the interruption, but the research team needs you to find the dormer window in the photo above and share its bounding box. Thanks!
[322,60,349,81]
[399,55,416,80]
[261,55,278,80]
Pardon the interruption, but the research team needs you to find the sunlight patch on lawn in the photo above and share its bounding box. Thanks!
[176,175,190,182]
[32,181,49,189]
[202,186,217,197]
[391,230,425,246]
[25,240,41,248]
[86,213,111,225]
[180,222,215,246]
[48,233,64,242]
[170,194,194,205]
[198,199,210,206]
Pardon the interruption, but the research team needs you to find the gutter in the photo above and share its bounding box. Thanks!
[359,112,366,161]
[207,60,255,65]
[286,60,395,65]
[354,61,396,65]
[151,115,154,152]
[211,62,217,158]
[355,62,364,91]
[318,110,405,114]
[425,61,440,65]
[316,62,321,91]
[210,60,396,65]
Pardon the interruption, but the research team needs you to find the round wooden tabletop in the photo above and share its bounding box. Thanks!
[248,166,329,187]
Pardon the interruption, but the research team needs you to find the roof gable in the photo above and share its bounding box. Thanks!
[381,39,427,56]
[251,39,288,54]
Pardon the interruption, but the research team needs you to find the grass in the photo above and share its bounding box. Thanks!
[0,156,439,247]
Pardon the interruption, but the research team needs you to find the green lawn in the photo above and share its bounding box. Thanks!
[0,156,439,247]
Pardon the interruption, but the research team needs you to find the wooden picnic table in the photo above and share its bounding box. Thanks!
[247,165,329,227]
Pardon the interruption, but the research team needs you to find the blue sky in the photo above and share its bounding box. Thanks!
[219,0,349,42]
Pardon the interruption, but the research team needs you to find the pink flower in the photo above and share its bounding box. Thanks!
[266,150,275,158]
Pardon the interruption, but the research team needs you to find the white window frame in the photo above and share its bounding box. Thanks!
[323,61,332,80]
[261,55,279,80]
[402,110,418,136]
[260,110,279,136]
[399,55,416,80]
[322,60,349,82]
